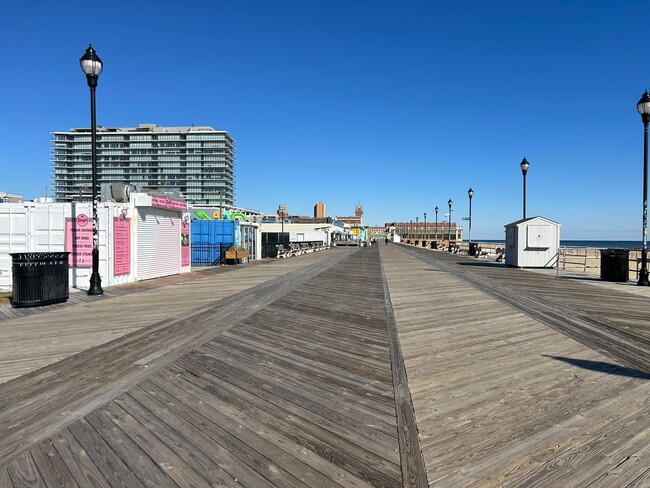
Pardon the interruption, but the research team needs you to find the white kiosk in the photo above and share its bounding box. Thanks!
[504,216,561,268]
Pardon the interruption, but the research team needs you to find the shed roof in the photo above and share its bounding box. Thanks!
[504,216,561,228]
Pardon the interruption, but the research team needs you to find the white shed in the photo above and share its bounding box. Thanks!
[504,216,560,268]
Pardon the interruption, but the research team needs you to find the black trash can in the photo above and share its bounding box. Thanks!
[600,248,629,282]
[469,242,479,257]
[11,252,70,307]
[431,241,438,249]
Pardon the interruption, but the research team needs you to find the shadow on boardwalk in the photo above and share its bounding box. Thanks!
[543,355,650,379]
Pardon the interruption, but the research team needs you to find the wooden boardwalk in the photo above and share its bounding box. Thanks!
[0,244,649,486]
[382,244,650,486]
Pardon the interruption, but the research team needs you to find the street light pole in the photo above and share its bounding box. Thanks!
[80,45,104,296]
[435,206,439,248]
[410,219,413,243]
[520,157,530,219]
[468,188,474,243]
[637,90,650,286]
[424,212,427,245]
[416,216,419,243]
[448,199,453,252]
[219,191,225,265]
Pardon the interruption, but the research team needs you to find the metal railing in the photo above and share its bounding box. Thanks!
[556,247,643,280]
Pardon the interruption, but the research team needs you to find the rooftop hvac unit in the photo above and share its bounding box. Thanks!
[100,182,132,203]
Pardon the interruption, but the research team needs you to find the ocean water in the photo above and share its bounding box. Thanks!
[560,240,641,249]
[476,239,642,249]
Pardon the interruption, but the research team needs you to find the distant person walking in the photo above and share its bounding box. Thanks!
[385,237,389,245]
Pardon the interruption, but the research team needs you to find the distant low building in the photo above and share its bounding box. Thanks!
[0,192,24,203]
[387,221,463,243]
[291,216,332,224]
[336,204,364,226]
[367,226,388,241]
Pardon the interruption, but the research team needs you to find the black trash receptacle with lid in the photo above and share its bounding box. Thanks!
[600,248,629,282]
[11,252,70,307]
[469,242,479,257]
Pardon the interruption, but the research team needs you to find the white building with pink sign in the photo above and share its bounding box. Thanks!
[0,193,191,292]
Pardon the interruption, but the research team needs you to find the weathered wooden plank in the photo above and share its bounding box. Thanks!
[217,331,396,408]
[0,464,12,488]
[29,441,80,488]
[200,339,397,426]
[49,429,111,488]
[92,402,209,488]
[124,386,276,488]
[171,355,401,486]
[503,400,650,487]
[225,322,392,379]
[153,366,375,488]
[5,451,45,487]
[137,376,314,488]
[67,418,146,488]
[178,348,397,471]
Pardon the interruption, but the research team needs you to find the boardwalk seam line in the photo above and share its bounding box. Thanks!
[379,245,428,488]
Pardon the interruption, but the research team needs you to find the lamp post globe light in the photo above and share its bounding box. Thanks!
[637,90,650,286]
[435,206,439,249]
[424,212,427,246]
[416,216,419,243]
[448,199,453,252]
[80,44,104,296]
[520,157,530,220]
[467,188,474,244]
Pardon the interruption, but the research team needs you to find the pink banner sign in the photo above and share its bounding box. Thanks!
[65,215,92,268]
[151,195,187,211]
[114,216,131,275]
[181,220,190,266]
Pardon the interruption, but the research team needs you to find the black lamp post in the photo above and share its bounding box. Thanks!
[416,216,419,243]
[467,188,474,243]
[637,90,650,286]
[410,219,413,242]
[424,212,427,245]
[435,206,439,248]
[448,199,453,252]
[80,44,104,296]
[520,157,530,219]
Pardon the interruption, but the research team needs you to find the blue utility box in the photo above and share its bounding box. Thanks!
[191,220,240,265]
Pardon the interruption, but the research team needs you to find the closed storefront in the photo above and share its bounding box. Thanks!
[136,207,181,280]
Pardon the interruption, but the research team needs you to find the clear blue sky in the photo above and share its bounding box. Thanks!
[2,0,650,240]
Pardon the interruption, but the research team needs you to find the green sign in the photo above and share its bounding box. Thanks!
[462,217,470,220]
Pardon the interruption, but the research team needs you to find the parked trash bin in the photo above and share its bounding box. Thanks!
[11,252,70,307]
[431,241,438,249]
[469,242,479,257]
[600,248,629,282]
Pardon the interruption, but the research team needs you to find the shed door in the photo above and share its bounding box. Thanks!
[527,225,551,249]
[137,208,180,280]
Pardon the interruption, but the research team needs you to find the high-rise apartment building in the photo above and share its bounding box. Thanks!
[51,123,235,206]
[314,201,326,218]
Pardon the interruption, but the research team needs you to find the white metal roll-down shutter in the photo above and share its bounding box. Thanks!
[136,208,180,280]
